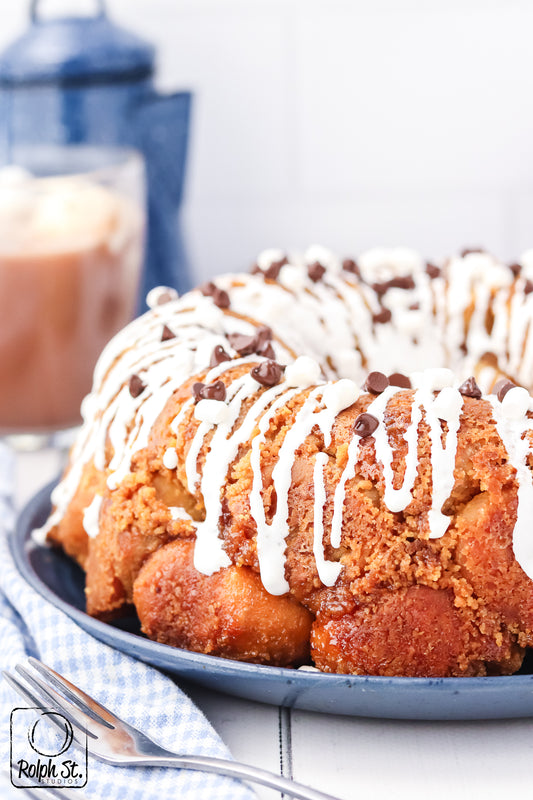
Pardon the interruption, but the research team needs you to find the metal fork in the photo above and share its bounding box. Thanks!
[3,658,341,800]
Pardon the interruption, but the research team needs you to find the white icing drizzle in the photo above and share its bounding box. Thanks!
[313,452,342,586]
[488,395,533,579]
[42,247,533,592]
[193,376,294,577]
[424,387,464,538]
[82,494,102,539]
[250,382,359,594]
[330,382,464,548]
[162,447,178,470]
[253,388,323,595]
[249,387,300,593]
[330,431,362,550]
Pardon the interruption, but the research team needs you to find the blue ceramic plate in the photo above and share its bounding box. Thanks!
[11,482,533,720]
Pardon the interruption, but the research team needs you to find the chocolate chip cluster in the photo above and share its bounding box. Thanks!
[363,371,411,394]
[200,281,230,309]
[189,325,287,404]
[193,380,227,402]
[227,326,275,359]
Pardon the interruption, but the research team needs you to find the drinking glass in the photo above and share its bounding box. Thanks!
[0,146,146,450]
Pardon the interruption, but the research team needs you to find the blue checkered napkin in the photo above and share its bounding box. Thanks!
[0,445,257,800]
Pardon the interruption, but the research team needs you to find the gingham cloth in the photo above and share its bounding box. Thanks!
[0,442,257,800]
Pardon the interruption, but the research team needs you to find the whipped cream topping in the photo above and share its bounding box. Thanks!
[40,246,533,592]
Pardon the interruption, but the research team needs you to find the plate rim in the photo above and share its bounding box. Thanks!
[11,481,533,719]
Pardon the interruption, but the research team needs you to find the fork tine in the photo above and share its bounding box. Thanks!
[27,657,116,729]
[3,664,97,739]
[15,664,104,739]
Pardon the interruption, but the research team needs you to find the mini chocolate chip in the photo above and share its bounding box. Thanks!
[409,302,420,311]
[200,281,216,297]
[155,289,175,305]
[458,376,482,399]
[353,412,379,438]
[256,325,273,344]
[205,380,227,401]
[364,371,389,394]
[264,258,287,281]
[129,374,146,398]
[193,380,227,402]
[342,258,360,277]
[389,275,416,291]
[372,307,392,325]
[257,340,276,359]
[494,378,516,402]
[227,333,258,356]
[161,324,176,342]
[509,262,522,277]
[192,381,205,401]
[525,280,533,295]
[373,275,416,297]
[212,287,230,309]
[251,360,284,387]
[426,262,441,279]
[199,281,230,309]
[250,263,262,274]
[308,261,326,282]
[210,345,231,367]
[461,247,484,257]
[389,372,412,389]
[372,282,389,298]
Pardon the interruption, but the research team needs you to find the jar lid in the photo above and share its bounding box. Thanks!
[0,7,154,87]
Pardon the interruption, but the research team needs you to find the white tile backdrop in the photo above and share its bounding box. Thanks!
[1,0,533,281]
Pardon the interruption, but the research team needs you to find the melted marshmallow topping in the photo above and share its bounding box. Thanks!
[41,247,533,592]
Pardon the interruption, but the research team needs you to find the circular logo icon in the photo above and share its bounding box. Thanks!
[27,712,74,757]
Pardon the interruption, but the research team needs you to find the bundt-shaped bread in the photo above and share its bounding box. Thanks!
[41,246,533,677]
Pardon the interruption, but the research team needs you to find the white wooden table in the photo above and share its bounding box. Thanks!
[8,448,533,800]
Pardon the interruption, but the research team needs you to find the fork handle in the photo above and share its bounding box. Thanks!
[125,753,341,800]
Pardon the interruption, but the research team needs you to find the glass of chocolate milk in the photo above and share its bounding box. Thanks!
[0,146,145,447]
